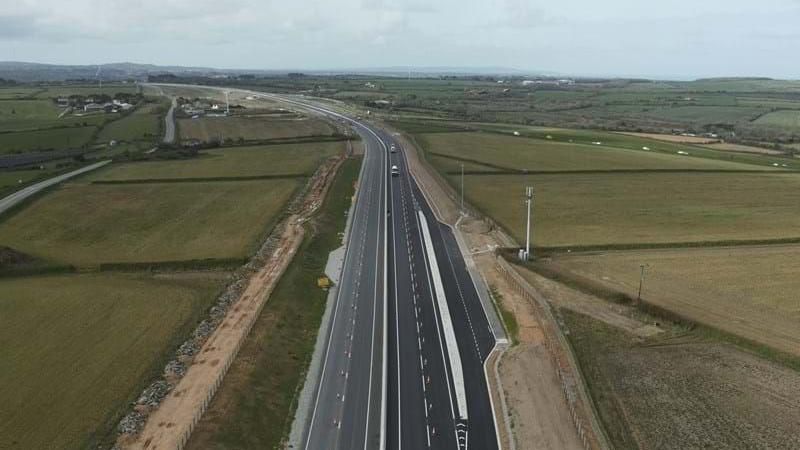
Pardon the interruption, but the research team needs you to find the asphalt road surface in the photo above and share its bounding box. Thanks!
[161,87,501,450]
[163,97,176,144]
[382,128,499,450]
[295,104,388,450]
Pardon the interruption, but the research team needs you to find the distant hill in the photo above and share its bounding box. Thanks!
[0,61,267,82]
[0,61,551,82]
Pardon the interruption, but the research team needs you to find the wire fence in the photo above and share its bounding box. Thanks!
[496,256,610,450]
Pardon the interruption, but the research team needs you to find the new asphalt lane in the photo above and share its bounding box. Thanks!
[303,119,386,450]
[257,92,499,450]
[382,128,499,450]
[2,84,501,448]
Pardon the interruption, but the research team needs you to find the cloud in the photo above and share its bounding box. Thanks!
[0,14,37,39]
[0,0,798,78]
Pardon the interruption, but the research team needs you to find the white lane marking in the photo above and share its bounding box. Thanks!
[363,130,387,450]
[304,140,374,450]
[439,235,484,360]
[389,146,403,450]
[418,210,468,421]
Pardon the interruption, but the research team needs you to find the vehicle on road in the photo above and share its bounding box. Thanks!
[391,165,400,176]
[390,144,397,153]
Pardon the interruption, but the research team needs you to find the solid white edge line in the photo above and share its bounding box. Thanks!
[362,134,383,450]
[302,131,369,450]
[151,86,391,450]
[389,145,403,450]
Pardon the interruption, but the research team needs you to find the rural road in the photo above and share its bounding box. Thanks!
[163,97,177,143]
[0,160,111,216]
[150,84,502,450]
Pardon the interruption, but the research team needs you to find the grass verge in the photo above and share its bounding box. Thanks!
[185,156,362,449]
[489,284,519,345]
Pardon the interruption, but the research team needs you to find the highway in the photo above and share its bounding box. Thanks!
[287,99,388,450]
[177,87,500,450]
[382,128,499,450]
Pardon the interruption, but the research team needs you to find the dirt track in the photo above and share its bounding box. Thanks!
[479,253,584,450]
[117,155,343,450]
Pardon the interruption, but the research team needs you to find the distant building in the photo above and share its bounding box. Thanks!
[83,103,104,112]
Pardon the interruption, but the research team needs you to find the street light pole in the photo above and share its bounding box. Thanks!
[525,186,533,260]
[460,163,464,215]
[637,264,648,302]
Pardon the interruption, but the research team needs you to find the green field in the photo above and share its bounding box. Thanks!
[0,272,223,450]
[418,132,773,172]
[399,121,799,169]
[90,142,345,181]
[187,157,362,449]
[459,172,800,247]
[0,99,108,132]
[0,99,62,131]
[0,179,301,266]
[95,102,162,143]
[32,85,139,99]
[754,110,800,128]
[550,245,800,355]
[0,126,97,153]
[0,167,62,196]
[178,115,335,143]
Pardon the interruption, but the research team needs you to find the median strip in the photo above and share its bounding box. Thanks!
[418,209,468,421]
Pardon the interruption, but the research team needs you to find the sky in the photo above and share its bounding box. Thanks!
[1,0,799,79]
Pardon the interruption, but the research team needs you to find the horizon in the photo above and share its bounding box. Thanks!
[1,60,796,83]
[1,0,798,80]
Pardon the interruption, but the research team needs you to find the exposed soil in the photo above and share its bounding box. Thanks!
[617,132,719,144]
[480,253,584,450]
[514,265,662,339]
[563,309,800,450]
[117,155,344,450]
[702,142,784,155]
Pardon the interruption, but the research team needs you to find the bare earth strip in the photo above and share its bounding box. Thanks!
[616,132,719,144]
[120,220,303,450]
[118,156,343,450]
[702,142,784,155]
[479,253,584,450]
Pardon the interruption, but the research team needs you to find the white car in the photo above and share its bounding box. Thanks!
[390,144,397,153]
[391,165,400,176]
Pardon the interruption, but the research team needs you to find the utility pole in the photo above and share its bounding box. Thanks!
[225,91,230,115]
[460,163,465,215]
[637,264,648,302]
[525,186,533,260]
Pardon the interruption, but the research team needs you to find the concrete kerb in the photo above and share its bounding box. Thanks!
[491,344,516,450]
[389,123,512,449]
